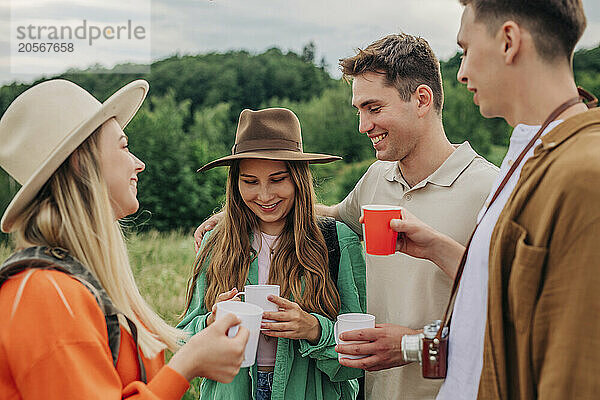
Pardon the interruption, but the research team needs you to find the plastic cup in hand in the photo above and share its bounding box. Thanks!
[334,313,376,360]
[215,300,263,367]
[361,205,402,255]
[234,284,280,326]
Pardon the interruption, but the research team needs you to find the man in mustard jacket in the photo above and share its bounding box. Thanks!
[366,1,600,399]
[456,1,600,398]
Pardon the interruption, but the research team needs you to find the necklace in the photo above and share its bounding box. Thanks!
[260,232,279,256]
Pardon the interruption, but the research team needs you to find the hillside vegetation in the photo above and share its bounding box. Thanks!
[1,44,599,237]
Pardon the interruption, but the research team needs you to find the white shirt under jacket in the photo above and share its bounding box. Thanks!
[436,121,562,400]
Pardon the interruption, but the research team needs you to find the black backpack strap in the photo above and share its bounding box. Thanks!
[125,315,147,383]
[0,246,147,383]
[317,217,341,285]
[317,217,364,396]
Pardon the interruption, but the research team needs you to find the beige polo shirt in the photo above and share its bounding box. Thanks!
[338,142,498,400]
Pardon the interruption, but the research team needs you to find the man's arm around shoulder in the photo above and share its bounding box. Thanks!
[315,204,341,221]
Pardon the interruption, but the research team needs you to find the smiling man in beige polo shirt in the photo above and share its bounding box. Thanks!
[193,33,498,400]
[323,34,498,400]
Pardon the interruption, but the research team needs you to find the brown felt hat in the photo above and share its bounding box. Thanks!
[197,108,341,172]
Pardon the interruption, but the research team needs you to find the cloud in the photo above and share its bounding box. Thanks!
[3,0,150,81]
[9,0,146,15]
[147,0,464,80]
[1,0,598,85]
[581,20,600,49]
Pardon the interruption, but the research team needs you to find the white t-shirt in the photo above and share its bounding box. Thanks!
[253,231,279,367]
[436,121,562,400]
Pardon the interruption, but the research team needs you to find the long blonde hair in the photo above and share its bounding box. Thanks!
[13,127,185,357]
[183,160,341,320]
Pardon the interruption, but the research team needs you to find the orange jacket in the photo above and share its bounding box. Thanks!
[0,269,189,399]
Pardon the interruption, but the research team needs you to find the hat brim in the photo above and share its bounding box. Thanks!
[197,150,342,172]
[1,80,149,233]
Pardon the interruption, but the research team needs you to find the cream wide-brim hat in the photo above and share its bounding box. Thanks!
[0,79,149,233]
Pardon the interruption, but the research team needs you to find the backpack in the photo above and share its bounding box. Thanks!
[317,216,340,285]
[318,217,365,398]
[0,246,148,383]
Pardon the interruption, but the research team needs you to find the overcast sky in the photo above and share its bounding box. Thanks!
[1,0,599,86]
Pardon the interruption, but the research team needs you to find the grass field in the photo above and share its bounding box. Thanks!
[0,231,203,398]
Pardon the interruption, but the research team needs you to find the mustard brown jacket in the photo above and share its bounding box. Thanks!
[478,107,600,399]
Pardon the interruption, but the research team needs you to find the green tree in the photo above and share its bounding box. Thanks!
[187,102,235,217]
[265,81,373,163]
[0,170,19,242]
[302,42,316,63]
[2,45,599,233]
[126,92,200,231]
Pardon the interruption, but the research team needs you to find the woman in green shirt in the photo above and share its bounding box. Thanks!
[179,108,366,400]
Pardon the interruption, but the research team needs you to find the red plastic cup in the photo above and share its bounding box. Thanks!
[361,205,402,256]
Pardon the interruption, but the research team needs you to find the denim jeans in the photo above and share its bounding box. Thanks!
[257,370,273,400]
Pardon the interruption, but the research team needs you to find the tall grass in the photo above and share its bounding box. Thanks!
[126,229,196,325]
[0,240,12,264]
[0,230,203,398]
[126,230,202,398]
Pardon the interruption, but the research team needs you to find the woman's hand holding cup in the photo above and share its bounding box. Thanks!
[261,295,321,344]
[206,287,241,326]
[169,313,249,383]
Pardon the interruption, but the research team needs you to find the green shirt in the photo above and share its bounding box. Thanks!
[178,221,367,400]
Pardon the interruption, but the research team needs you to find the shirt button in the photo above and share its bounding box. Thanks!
[508,159,514,167]
[405,194,412,201]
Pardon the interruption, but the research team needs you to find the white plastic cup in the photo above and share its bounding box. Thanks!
[334,313,376,360]
[215,300,263,367]
[234,284,280,324]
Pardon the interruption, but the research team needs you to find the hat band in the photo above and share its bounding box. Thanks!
[232,138,301,154]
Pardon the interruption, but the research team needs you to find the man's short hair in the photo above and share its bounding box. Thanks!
[459,0,587,62]
[339,34,444,114]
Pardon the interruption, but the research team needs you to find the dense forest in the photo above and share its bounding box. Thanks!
[1,43,599,238]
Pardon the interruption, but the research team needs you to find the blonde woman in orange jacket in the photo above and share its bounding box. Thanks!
[0,79,248,399]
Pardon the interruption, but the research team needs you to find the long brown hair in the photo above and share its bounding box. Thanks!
[183,160,341,320]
